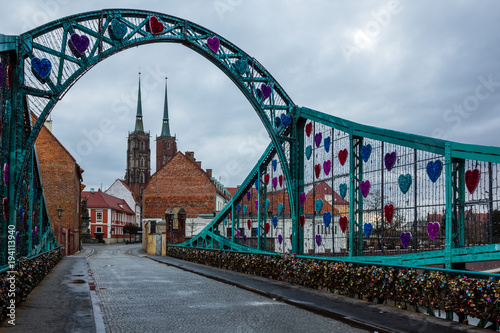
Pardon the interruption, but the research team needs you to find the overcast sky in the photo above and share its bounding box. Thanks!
[3,1,500,190]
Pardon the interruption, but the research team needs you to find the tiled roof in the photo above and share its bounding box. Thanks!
[82,189,134,214]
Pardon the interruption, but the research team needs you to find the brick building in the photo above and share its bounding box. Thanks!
[35,120,83,255]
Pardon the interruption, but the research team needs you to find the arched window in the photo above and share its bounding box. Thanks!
[140,173,144,184]
[140,141,144,151]
[167,142,170,150]
[140,158,144,167]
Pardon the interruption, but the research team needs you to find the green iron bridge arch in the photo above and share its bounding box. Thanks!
[1,8,500,272]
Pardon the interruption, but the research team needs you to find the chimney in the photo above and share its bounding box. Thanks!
[206,169,212,178]
[195,161,202,169]
[185,151,195,162]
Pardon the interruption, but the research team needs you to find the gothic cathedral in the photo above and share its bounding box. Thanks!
[156,77,177,171]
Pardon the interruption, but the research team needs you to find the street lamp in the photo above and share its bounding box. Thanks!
[57,206,63,243]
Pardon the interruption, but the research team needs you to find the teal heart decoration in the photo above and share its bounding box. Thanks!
[278,203,284,216]
[110,18,127,40]
[234,59,248,75]
[31,57,52,82]
[265,198,270,212]
[305,145,312,160]
[398,174,412,194]
[339,183,347,200]
[323,211,331,227]
[315,199,323,214]
[242,205,247,215]
[364,223,373,238]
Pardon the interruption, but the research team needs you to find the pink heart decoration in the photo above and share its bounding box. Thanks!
[305,122,312,137]
[384,204,394,223]
[427,222,440,240]
[339,216,348,233]
[314,164,321,179]
[207,36,220,53]
[323,160,331,176]
[272,177,277,189]
[338,149,348,166]
[360,180,370,198]
[299,192,306,206]
[148,16,164,34]
[299,214,305,228]
[465,169,480,194]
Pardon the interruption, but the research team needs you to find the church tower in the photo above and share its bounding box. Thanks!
[156,77,177,171]
[125,73,151,197]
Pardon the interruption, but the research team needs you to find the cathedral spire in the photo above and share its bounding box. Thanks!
[160,77,171,137]
[134,73,144,133]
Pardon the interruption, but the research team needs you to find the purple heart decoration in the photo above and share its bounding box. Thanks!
[68,33,90,58]
[324,136,331,153]
[427,222,440,240]
[280,113,291,128]
[254,200,259,210]
[3,163,9,185]
[272,216,278,228]
[360,180,370,198]
[274,116,281,128]
[363,223,373,238]
[278,234,283,244]
[236,230,240,238]
[261,84,272,99]
[0,63,3,87]
[234,59,248,75]
[31,57,52,83]
[426,160,443,183]
[243,235,247,243]
[272,159,277,171]
[35,226,39,237]
[314,133,322,148]
[16,231,20,246]
[323,211,332,227]
[207,36,220,53]
[323,160,331,176]
[384,152,397,171]
[272,177,278,189]
[361,144,372,162]
[278,203,284,216]
[246,191,251,201]
[315,234,322,247]
[236,203,241,214]
[400,232,412,248]
[299,192,306,206]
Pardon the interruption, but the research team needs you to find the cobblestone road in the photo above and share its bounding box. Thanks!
[87,243,367,333]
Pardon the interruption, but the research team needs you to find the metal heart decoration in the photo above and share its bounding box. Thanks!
[427,222,440,240]
[278,175,283,187]
[339,183,347,200]
[261,84,272,99]
[299,214,305,228]
[400,232,412,248]
[278,203,284,216]
[305,145,312,160]
[323,160,331,176]
[315,234,322,247]
[314,164,321,179]
[426,160,443,183]
[360,180,371,198]
[384,204,394,223]
[242,205,247,215]
[265,199,270,212]
[315,199,323,214]
[68,33,89,58]
[280,113,291,128]
[272,216,278,228]
[247,219,251,230]
[314,132,322,148]
[305,122,312,137]
[339,216,347,233]
[236,203,241,213]
[264,222,270,234]
[363,223,373,238]
[272,159,277,171]
[109,19,127,40]
[274,116,281,128]
[323,211,332,228]
[398,174,412,194]
[384,152,397,171]
[246,191,251,201]
[272,177,277,189]
[254,200,258,210]
[148,16,164,35]
[207,36,220,53]
[234,59,248,75]
[361,144,372,162]
[299,192,306,206]
[264,174,270,185]
[465,169,480,194]
[324,136,331,153]
[338,149,348,166]
[278,234,283,244]
[31,57,52,82]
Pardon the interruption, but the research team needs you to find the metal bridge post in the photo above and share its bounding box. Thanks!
[290,112,305,255]
[349,134,363,257]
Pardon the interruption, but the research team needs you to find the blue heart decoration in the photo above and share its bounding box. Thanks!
[339,183,347,200]
[280,113,291,128]
[272,216,278,228]
[398,174,412,194]
[255,179,259,189]
[109,18,127,40]
[361,144,372,162]
[315,199,323,214]
[426,160,442,183]
[236,203,241,214]
[272,159,277,172]
[234,59,248,75]
[364,223,373,238]
[323,211,332,228]
[305,145,312,160]
[31,57,52,82]
[265,199,270,212]
[278,203,284,216]
[242,205,247,215]
[324,136,331,153]
[274,116,281,128]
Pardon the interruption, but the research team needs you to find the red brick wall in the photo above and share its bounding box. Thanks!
[143,152,217,218]
[156,136,177,172]
[35,125,81,254]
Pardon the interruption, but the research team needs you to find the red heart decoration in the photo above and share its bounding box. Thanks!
[264,174,270,185]
[299,214,305,228]
[247,219,251,230]
[278,175,283,187]
[290,234,292,244]
[339,216,348,233]
[264,222,270,234]
[338,149,348,166]
[305,122,312,137]
[148,16,164,34]
[314,164,321,179]
[384,204,394,223]
[465,169,480,194]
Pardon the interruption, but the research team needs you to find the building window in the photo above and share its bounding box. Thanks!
[140,173,144,184]
[167,142,170,150]
[140,158,144,167]
[96,226,102,233]
[96,212,103,221]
